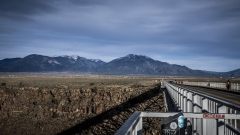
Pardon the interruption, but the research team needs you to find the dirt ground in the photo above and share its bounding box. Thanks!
[0,74,162,135]
[0,74,239,134]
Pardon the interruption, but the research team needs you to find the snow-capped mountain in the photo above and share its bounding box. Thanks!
[57,55,79,61]
[90,59,101,62]
[97,54,209,76]
[0,54,106,72]
[0,54,239,77]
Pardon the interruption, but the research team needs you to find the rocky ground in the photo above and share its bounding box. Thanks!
[0,75,164,135]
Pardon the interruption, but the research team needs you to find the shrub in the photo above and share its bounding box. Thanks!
[89,83,95,86]
[1,83,6,86]
[51,99,59,105]
[91,87,98,93]
[19,82,23,87]
[52,112,58,118]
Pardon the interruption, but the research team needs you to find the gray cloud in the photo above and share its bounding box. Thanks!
[68,0,109,6]
[0,0,56,20]
[0,0,240,71]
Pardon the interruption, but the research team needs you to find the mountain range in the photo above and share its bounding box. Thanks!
[0,54,239,77]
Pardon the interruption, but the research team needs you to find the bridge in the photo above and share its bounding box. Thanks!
[115,81,240,135]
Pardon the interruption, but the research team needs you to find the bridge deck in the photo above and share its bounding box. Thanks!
[177,84,240,106]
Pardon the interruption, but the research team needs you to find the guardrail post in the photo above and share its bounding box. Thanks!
[186,91,193,134]
[187,92,192,113]
[180,88,184,111]
[217,104,227,135]
[235,110,238,129]
[202,98,208,135]
[183,90,187,112]
[163,91,168,112]
[137,117,142,135]
[202,98,217,135]
[176,88,180,110]
[192,94,203,135]
[192,93,196,135]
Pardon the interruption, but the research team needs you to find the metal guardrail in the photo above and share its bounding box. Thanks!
[115,112,240,135]
[115,82,240,135]
[165,82,240,135]
[183,82,240,91]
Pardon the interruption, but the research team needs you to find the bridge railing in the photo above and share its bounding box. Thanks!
[115,112,240,135]
[182,81,240,91]
[165,82,240,135]
[115,82,240,135]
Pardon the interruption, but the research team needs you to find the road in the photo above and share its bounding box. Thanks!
[177,84,240,106]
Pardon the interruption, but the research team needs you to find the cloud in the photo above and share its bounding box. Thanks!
[0,0,55,17]
[0,0,53,15]
[166,57,240,72]
[0,0,240,71]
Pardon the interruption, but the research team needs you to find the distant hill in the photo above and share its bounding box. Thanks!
[0,54,239,77]
[97,54,211,76]
[218,69,240,78]
[0,54,106,72]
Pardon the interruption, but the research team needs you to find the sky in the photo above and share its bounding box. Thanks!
[0,0,240,72]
